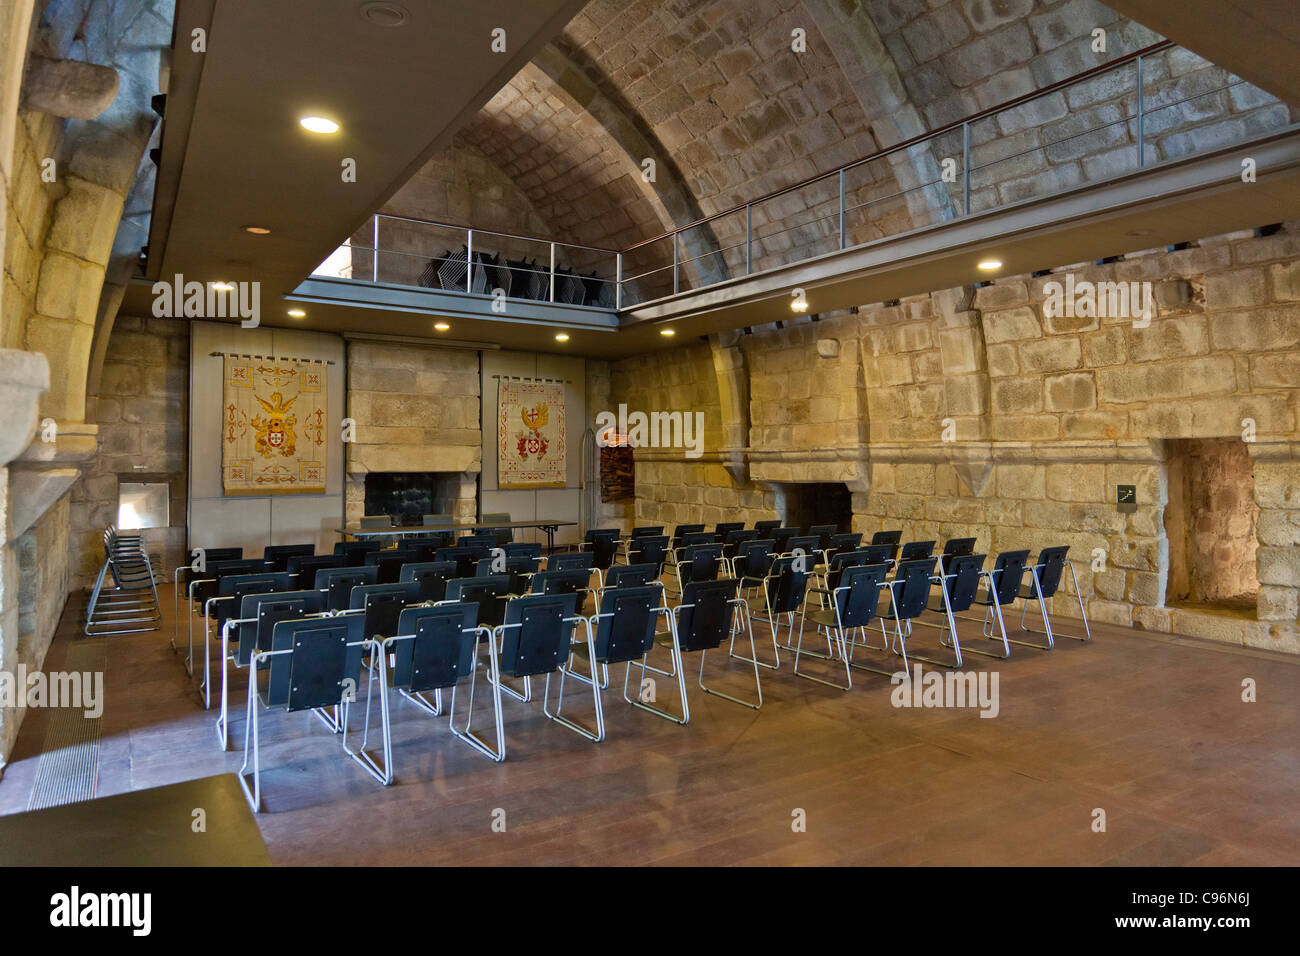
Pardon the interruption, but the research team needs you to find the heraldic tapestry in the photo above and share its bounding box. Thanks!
[497,379,566,489]
[223,357,327,495]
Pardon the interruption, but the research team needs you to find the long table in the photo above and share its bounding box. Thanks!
[337,518,577,552]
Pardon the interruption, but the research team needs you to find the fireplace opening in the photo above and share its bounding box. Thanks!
[781,482,853,533]
[1164,438,1259,614]
[363,472,466,526]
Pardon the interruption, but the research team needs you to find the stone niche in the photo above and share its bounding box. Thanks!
[779,481,854,532]
[1164,438,1260,612]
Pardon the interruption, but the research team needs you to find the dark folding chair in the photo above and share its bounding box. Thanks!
[333,540,383,566]
[630,525,664,539]
[362,602,498,778]
[263,544,316,573]
[626,534,669,578]
[871,530,902,548]
[965,549,1030,659]
[822,532,863,563]
[939,537,977,574]
[435,546,480,578]
[289,554,345,589]
[504,542,543,561]
[457,534,496,559]
[217,587,327,749]
[847,557,937,680]
[807,525,837,552]
[584,529,620,579]
[741,554,811,670]
[445,574,511,629]
[713,521,745,542]
[769,527,798,554]
[200,571,295,709]
[899,540,936,561]
[569,585,667,728]
[173,547,244,659]
[492,593,601,741]
[667,524,706,568]
[366,550,410,584]
[349,582,422,640]
[400,560,458,603]
[796,563,891,690]
[730,539,775,591]
[907,553,986,668]
[753,519,781,537]
[238,615,379,812]
[1017,546,1091,647]
[721,528,758,560]
[475,555,539,595]
[654,578,762,714]
[675,543,726,593]
[783,535,821,568]
[547,550,594,574]
[315,566,379,612]
[604,563,661,590]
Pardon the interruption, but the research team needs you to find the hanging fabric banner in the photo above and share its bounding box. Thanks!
[497,378,567,489]
[222,357,327,495]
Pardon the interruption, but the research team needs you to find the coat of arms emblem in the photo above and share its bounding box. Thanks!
[252,391,299,458]
[517,402,550,460]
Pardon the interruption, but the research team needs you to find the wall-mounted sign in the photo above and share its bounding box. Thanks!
[1117,484,1137,514]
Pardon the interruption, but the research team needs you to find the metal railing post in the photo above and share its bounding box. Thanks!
[673,234,679,294]
[549,242,556,302]
[838,169,846,249]
[465,228,473,293]
[1136,54,1145,167]
[372,216,379,282]
[745,204,752,275]
[962,122,971,216]
[615,253,622,310]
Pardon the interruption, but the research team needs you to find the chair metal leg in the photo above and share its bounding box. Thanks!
[449,627,506,761]
[236,664,262,813]
[906,584,965,668]
[343,643,394,784]
[701,601,761,709]
[793,618,852,690]
[1006,567,1055,650]
[546,618,604,741]
[624,620,690,725]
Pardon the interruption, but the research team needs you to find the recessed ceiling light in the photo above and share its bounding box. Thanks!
[210,281,235,291]
[434,322,450,331]
[554,333,570,342]
[300,115,340,134]
[243,225,271,235]
[977,259,1002,271]
[361,1,409,26]
[287,309,306,318]
[659,328,675,337]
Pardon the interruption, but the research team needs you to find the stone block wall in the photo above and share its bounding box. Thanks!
[343,341,482,525]
[609,221,1300,653]
[70,314,188,586]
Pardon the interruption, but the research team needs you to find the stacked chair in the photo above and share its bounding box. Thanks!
[85,526,161,636]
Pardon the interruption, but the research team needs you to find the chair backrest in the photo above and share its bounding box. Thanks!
[193,558,265,603]
[350,582,421,638]
[835,564,889,627]
[391,603,480,692]
[753,520,781,537]
[785,536,821,560]
[939,536,976,574]
[445,574,511,628]
[627,535,669,573]
[262,544,315,572]
[504,542,542,560]
[265,616,366,711]
[733,539,775,580]
[989,550,1030,605]
[593,585,661,665]
[871,530,903,547]
[365,551,409,584]
[630,525,664,539]
[360,514,393,530]
[941,553,986,613]
[584,529,620,571]
[399,560,458,602]
[605,562,660,589]
[475,555,538,593]
[899,540,936,561]
[890,558,937,621]
[530,568,591,597]
[398,542,441,563]
[289,554,345,589]
[680,531,716,549]
[859,543,896,566]
[197,546,244,563]
[675,579,738,653]
[547,550,594,573]
[333,540,383,566]
[219,571,294,604]
[670,524,705,548]
[680,544,724,585]
[237,589,326,667]
[435,546,479,578]
[807,525,837,550]
[826,549,872,590]
[722,528,757,558]
[713,522,744,541]
[1033,546,1071,598]
[827,532,863,557]
[764,556,809,614]
[498,594,577,678]
[769,527,798,553]
[457,534,495,557]
[315,566,379,612]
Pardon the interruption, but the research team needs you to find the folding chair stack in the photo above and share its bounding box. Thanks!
[85,526,161,636]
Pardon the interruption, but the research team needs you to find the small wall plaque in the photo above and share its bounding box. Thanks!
[1117,484,1137,514]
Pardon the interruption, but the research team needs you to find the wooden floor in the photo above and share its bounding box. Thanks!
[2,583,1297,866]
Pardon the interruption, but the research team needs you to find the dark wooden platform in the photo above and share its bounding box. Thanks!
[0,774,270,866]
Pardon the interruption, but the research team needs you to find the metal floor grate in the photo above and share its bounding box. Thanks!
[26,640,107,811]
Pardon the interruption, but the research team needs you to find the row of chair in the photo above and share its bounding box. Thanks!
[174,527,1089,813]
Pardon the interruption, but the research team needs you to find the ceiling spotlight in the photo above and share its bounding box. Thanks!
[299,115,340,134]
[361,1,409,26]
[243,225,271,235]
[977,259,1002,271]
[434,322,450,331]
[555,333,570,342]
[287,309,306,318]
[659,328,675,337]
[210,281,235,291]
